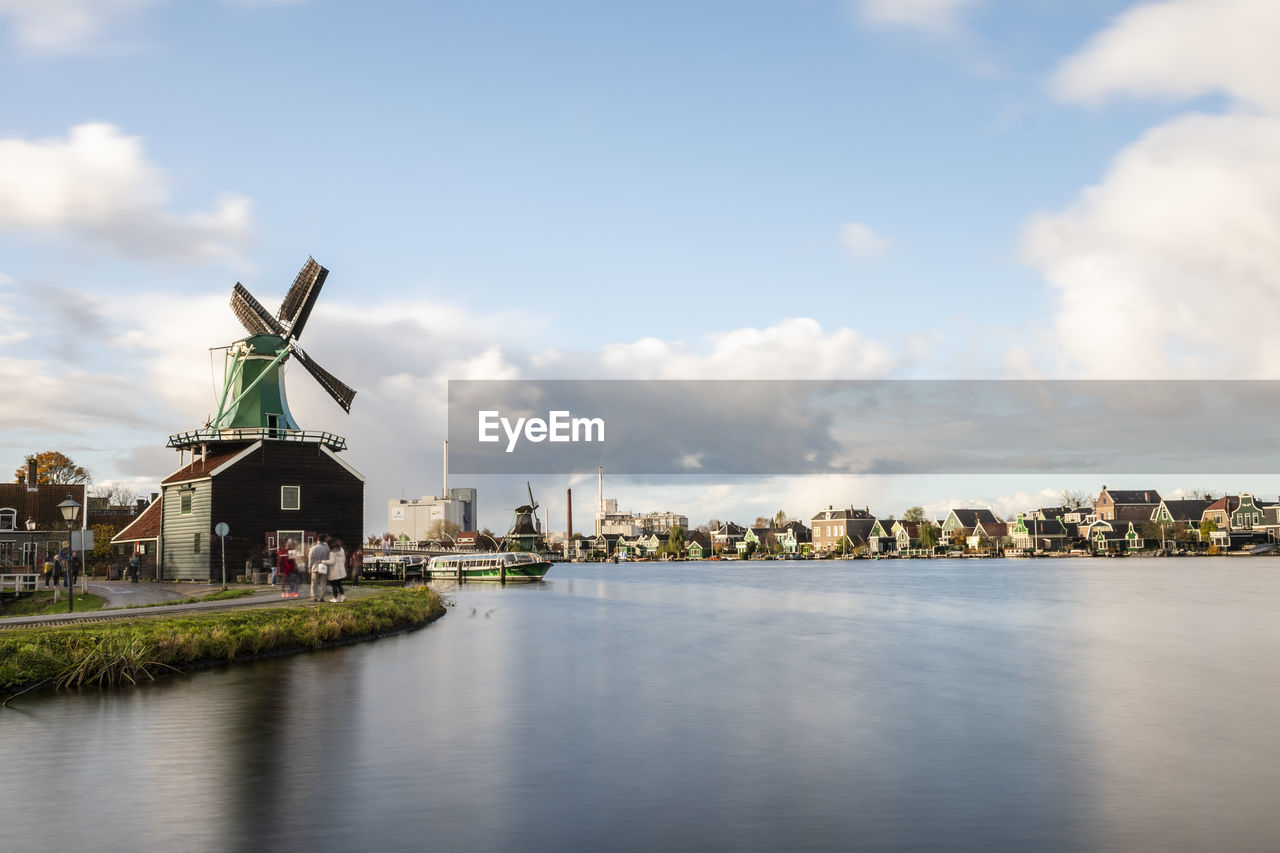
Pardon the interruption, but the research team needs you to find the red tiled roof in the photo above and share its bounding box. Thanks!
[0,482,87,530]
[112,497,162,543]
[161,448,250,484]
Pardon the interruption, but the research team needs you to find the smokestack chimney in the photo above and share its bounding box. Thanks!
[28,458,37,490]
[150,492,158,504]
[567,488,573,540]
[443,439,449,498]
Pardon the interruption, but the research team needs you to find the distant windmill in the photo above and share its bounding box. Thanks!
[209,258,355,439]
[503,482,542,552]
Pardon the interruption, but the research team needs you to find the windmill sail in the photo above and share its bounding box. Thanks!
[231,283,288,338]
[278,257,328,339]
[291,345,356,413]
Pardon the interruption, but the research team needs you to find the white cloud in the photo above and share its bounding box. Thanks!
[1053,0,1280,112]
[1030,1,1280,378]
[855,0,984,34]
[839,222,889,259]
[0,0,160,52]
[1025,113,1280,377]
[0,123,251,263]
[596,318,897,379]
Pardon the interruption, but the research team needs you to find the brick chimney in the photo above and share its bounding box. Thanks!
[27,458,37,491]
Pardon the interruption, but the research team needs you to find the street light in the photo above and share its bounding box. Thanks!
[58,497,80,613]
[25,517,36,572]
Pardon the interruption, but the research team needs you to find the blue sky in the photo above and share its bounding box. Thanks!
[4,0,1280,532]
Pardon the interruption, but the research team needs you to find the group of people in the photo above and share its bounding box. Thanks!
[273,535,352,602]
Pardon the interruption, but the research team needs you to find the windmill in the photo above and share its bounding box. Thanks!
[503,482,543,552]
[207,258,355,442]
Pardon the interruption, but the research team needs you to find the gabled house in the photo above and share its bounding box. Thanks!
[711,522,746,554]
[1152,499,1212,526]
[156,440,364,581]
[2,459,88,573]
[1085,518,1143,552]
[739,526,771,555]
[774,520,810,555]
[1009,512,1070,552]
[1094,487,1161,522]
[110,497,164,579]
[868,518,895,553]
[1201,496,1240,534]
[810,507,875,554]
[684,530,712,559]
[891,520,924,552]
[966,519,1008,551]
[1230,493,1270,530]
[941,509,1001,546]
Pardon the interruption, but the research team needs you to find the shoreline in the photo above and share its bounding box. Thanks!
[0,587,446,705]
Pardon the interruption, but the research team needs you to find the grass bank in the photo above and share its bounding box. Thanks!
[0,587,445,702]
[0,591,108,617]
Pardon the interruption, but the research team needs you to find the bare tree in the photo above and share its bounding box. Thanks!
[1059,489,1092,510]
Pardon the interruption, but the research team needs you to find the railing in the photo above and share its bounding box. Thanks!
[0,573,38,593]
[167,428,347,451]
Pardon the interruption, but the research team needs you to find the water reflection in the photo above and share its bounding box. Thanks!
[6,560,1280,852]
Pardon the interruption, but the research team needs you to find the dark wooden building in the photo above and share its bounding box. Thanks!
[153,440,363,581]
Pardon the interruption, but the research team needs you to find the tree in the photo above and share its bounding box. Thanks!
[1059,489,1091,510]
[17,451,91,485]
[753,516,772,528]
[774,509,788,526]
[918,522,939,549]
[426,519,461,541]
[904,506,927,522]
[1200,517,1218,542]
[89,481,136,508]
[658,526,685,558]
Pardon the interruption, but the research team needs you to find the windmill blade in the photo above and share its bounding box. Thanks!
[278,257,328,340]
[290,344,356,413]
[231,283,288,337]
[527,482,538,511]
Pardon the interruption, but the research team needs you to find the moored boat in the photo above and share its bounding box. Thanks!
[427,551,551,582]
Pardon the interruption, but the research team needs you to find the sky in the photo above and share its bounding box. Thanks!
[3,0,1280,534]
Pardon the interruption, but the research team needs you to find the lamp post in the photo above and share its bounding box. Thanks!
[58,497,80,613]
[25,517,36,573]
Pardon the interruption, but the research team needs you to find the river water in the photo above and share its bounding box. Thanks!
[6,558,1280,852]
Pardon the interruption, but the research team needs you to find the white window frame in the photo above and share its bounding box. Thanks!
[281,485,301,511]
[179,491,193,515]
[0,508,16,530]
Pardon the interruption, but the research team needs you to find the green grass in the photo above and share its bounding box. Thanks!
[118,588,257,609]
[0,587,445,698]
[0,591,108,617]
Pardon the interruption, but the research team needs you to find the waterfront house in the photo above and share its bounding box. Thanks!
[1085,518,1143,552]
[811,507,875,554]
[774,521,810,555]
[1230,493,1271,530]
[1093,487,1161,522]
[712,522,747,555]
[891,520,926,553]
[868,518,895,553]
[1201,496,1240,536]
[684,530,712,559]
[941,508,1001,547]
[1152,499,1212,526]
[739,526,771,555]
[966,519,1008,551]
[1009,512,1070,552]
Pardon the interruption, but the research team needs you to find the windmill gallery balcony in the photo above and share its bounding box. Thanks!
[167,427,347,452]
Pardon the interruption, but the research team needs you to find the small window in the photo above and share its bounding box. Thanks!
[180,492,193,514]
[0,508,15,530]
[194,532,202,554]
[281,486,301,511]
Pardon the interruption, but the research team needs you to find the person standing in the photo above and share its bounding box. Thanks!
[128,553,141,583]
[349,548,363,586]
[278,538,298,598]
[308,535,331,602]
[327,539,348,602]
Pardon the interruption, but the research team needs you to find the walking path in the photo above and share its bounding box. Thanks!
[0,580,381,629]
